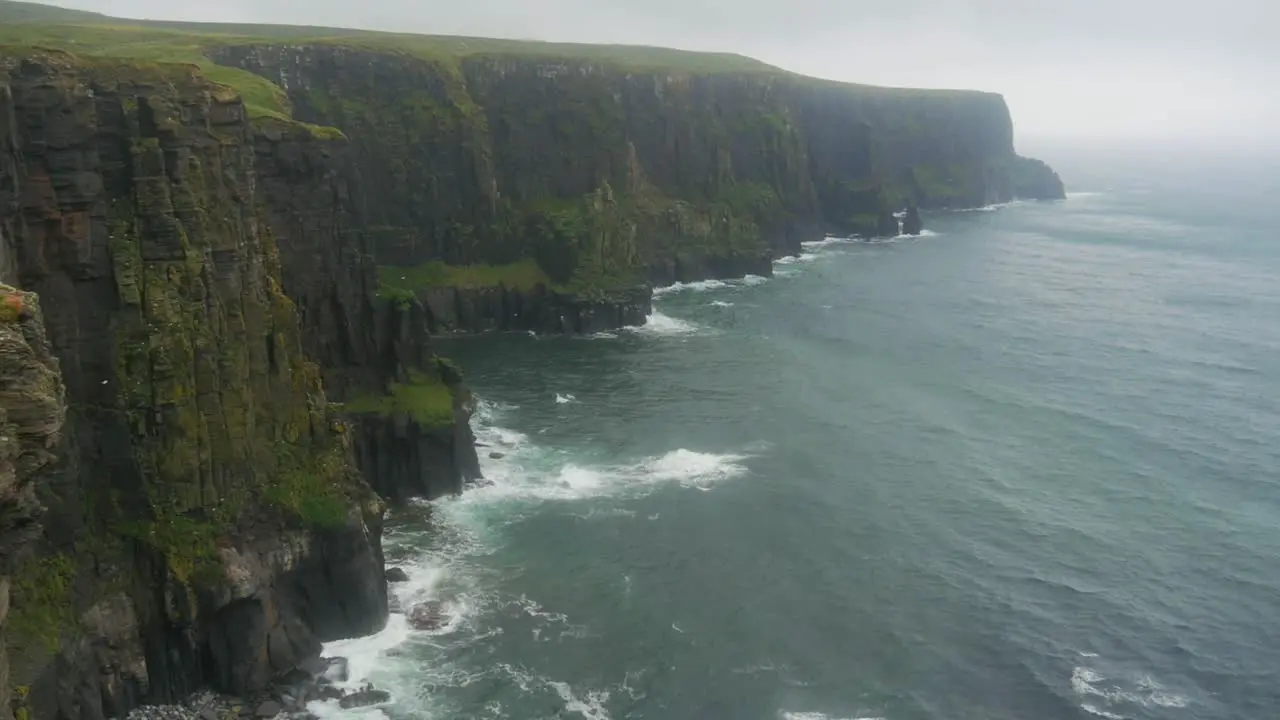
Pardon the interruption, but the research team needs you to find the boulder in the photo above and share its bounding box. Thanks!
[902,206,924,236]
[255,700,283,718]
[338,690,391,709]
[489,452,505,459]
[385,567,410,583]
[407,601,447,631]
[322,657,350,684]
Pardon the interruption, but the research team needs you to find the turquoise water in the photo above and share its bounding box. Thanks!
[318,141,1280,720]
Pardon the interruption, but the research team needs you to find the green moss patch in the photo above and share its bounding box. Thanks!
[264,442,352,529]
[118,515,222,584]
[343,369,454,427]
[9,554,76,652]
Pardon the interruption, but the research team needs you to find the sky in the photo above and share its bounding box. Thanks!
[46,0,1279,142]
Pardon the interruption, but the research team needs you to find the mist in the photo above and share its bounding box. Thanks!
[46,0,1279,141]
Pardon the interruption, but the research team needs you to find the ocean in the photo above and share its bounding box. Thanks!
[312,139,1280,720]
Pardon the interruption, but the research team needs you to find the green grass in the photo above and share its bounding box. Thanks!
[342,370,455,427]
[0,0,995,92]
[378,258,551,293]
[117,514,222,583]
[263,442,351,529]
[0,0,992,136]
[0,1,776,74]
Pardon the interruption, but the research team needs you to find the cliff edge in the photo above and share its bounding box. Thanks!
[0,51,464,720]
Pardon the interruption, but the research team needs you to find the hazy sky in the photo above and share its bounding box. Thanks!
[51,0,1278,141]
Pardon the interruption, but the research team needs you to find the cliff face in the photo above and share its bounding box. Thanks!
[0,12,1066,717]
[251,116,480,503]
[210,45,1062,333]
[0,52,415,719]
[0,285,66,720]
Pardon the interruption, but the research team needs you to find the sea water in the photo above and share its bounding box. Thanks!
[313,139,1280,720]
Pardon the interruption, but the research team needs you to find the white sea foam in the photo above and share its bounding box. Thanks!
[653,273,773,296]
[639,448,748,487]
[801,236,856,250]
[457,445,750,507]
[309,398,757,718]
[652,278,729,295]
[634,311,700,335]
[775,253,820,265]
[773,707,885,712]
[1080,705,1126,720]
[555,393,577,404]
[1071,665,1190,716]
[549,682,613,720]
[895,228,940,239]
[710,300,735,308]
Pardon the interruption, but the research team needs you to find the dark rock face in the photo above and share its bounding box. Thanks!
[251,120,482,502]
[902,206,924,236]
[1011,155,1068,200]
[876,211,901,238]
[0,284,66,720]
[208,46,1069,314]
[339,689,390,710]
[0,51,399,720]
[406,602,446,631]
[419,284,652,335]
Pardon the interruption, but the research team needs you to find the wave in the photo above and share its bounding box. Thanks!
[462,447,749,506]
[653,275,770,296]
[309,398,757,718]
[775,253,821,265]
[652,278,730,295]
[773,707,885,712]
[633,311,700,336]
[801,236,857,250]
[710,300,734,308]
[555,393,577,404]
[896,228,940,239]
[1070,664,1191,718]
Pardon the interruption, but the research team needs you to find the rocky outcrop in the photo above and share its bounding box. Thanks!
[1011,155,1067,200]
[249,109,481,504]
[0,285,66,720]
[0,51,408,720]
[418,284,651,335]
[902,206,923,236]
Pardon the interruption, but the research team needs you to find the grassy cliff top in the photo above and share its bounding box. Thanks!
[0,0,998,96]
[0,0,778,74]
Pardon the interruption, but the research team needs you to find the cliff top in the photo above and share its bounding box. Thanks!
[0,0,998,119]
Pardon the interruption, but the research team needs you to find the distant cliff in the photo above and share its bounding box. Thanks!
[206,45,1063,332]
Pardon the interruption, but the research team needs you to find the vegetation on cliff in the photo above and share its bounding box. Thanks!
[0,0,1065,308]
[1,50,393,715]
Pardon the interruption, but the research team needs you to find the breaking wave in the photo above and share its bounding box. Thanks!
[1070,664,1191,719]
[310,396,756,719]
[633,310,700,335]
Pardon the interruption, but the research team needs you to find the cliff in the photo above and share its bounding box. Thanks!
[0,285,66,720]
[0,3,1068,717]
[206,46,1061,332]
[0,50,477,720]
[0,1,1065,335]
